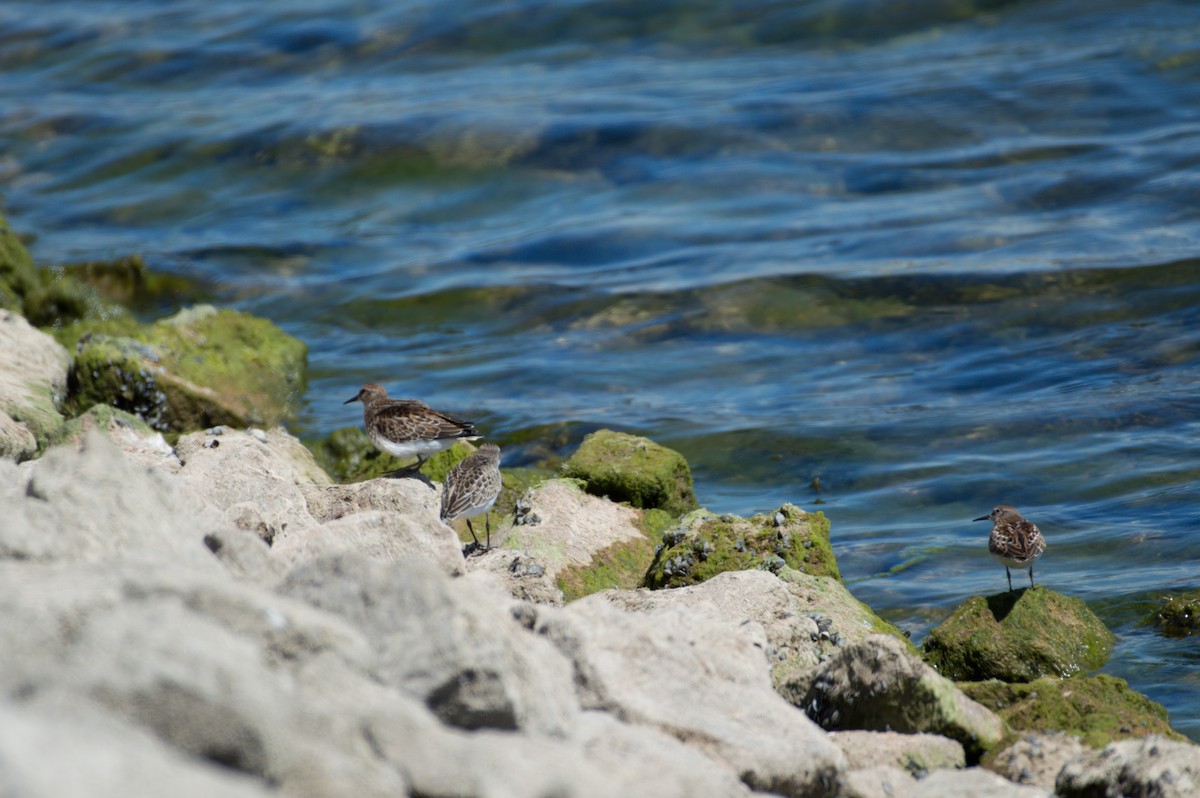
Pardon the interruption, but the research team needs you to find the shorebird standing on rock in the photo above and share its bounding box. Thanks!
[344,383,480,472]
[974,504,1046,592]
[440,443,502,552]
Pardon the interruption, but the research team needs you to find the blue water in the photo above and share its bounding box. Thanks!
[3,0,1200,737]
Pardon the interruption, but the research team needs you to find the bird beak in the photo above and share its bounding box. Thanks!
[344,394,360,405]
[972,515,990,522]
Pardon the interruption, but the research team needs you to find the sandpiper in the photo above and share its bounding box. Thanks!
[440,443,502,550]
[344,383,480,471]
[974,504,1046,592]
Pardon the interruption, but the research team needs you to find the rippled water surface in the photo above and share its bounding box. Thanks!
[3,0,1200,737]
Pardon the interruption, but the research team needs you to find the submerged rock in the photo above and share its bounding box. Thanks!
[66,305,306,433]
[1150,593,1200,638]
[921,587,1115,682]
[962,674,1188,749]
[562,429,698,516]
[802,634,1005,762]
[644,503,839,589]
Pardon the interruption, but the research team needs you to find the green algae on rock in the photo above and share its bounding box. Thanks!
[921,588,1115,683]
[562,429,698,517]
[1148,593,1200,638]
[963,674,1188,752]
[66,305,306,433]
[0,213,41,313]
[643,504,839,590]
[558,536,658,603]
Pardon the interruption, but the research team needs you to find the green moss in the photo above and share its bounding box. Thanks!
[922,588,1116,682]
[558,534,658,602]
[1148,593,1200,638]
[63,305,306,432]
[563,429,698,516]
[963,675,1188,752]
[0,213,41,312]
[643,504,839,590]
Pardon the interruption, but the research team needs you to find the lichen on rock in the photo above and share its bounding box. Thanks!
[643,503,839,589]
[562,429,698,516]
[921,587,1115,682]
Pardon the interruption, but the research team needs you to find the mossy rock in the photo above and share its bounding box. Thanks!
[922,588,1116,682]
[1148,593,1200,638]
[0,213,40,312]
[963,675,1188,752]
[643,503,839,590]
[65,305,306,432]
[562,429,698,517]
[558,534,658,603]
[556,507,672,601]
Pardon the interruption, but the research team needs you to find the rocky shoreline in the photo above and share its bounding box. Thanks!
[2,214,1199,797]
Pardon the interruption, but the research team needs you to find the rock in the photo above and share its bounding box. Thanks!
[278,554,579,736]
[0,309,69,455]
[838,766,921,798]
[802,634,1004,762]
[504,478,655,596]
[273,510,466,578]
[960,674,1188,748]
[593,568,910,694]
[1056,735,1200,798]
[644,503,840,589]
[65,305,306,432]
[202,527,283,584]
[0,411,37,460]
[0,432,221,568]
[175,427,328,543]
[45,404,178,471]
[562,429,698,516]
[987,732,1086,792]
[837,766,1048,798]
[57,600,291,780]
[921,588,1115,682]
[1149,592,1200,638]
[0,698,273,798]
[829,730,965,775]
[918,768,1048,797]
[573,710,756,797]
[534,596,846,797]
[463,547,563,604]
[299,473,438,524]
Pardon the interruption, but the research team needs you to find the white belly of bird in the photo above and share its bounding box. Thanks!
[370,433,454,460]
[453,494,498,521]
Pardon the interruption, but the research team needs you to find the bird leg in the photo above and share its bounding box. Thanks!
[465,518,481,547]
[1006,566,1013,592]
[485,514,491,551]
[1028,566,1035,589]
